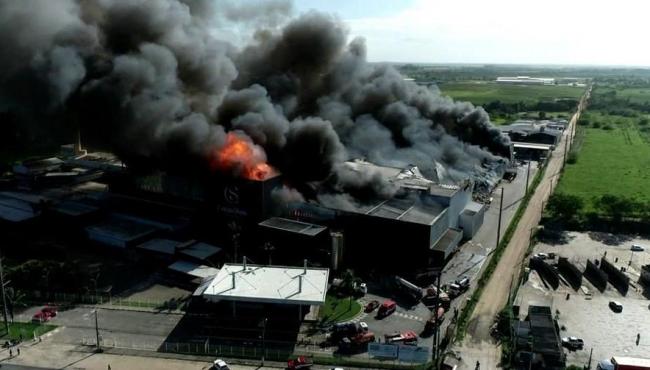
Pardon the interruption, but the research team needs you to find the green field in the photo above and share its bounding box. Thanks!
[319,294,361,324]
[557,122,650,212]
[3,322,56,341]
[439,82,584,105]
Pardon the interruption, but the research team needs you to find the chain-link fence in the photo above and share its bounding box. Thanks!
[20,290,183,311]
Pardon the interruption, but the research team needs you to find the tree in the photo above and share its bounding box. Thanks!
[594,194,633,223]
[547,193,584,224]
[538,111,547,120]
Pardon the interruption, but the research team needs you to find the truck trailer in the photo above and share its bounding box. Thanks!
[597,356,650,370]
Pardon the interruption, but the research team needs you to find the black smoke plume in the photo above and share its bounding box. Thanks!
[0,0,510,202]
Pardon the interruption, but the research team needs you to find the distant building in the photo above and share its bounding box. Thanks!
[496,76,555,85]
[500,122,562,146]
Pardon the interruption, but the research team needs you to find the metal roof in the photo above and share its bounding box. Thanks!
[512,142,554,150]
[136,238,179,255]
[168,261,219,279]
[203,263,329,305]
[179,242,222,260]
[0,196,37,222]
[259,217,327,236]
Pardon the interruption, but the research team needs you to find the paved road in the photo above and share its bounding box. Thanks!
[452,86,592,369]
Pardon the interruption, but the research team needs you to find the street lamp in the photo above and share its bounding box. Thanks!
[92,309,102,353]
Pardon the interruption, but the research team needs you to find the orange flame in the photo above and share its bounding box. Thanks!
[210,133,277,181]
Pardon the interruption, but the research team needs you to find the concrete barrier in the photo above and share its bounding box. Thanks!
[558,257,583,290]
[584,260,607,292]
[600,258,630,296]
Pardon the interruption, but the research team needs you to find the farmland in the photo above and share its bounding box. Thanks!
[439,82,584,105]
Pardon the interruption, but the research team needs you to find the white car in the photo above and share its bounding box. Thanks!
[213,359,229,370]
[631,244,645,252]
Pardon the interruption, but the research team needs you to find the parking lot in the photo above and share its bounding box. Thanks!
[516,231,650,366]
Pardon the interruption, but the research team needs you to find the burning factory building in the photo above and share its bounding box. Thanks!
[0,1,511,274]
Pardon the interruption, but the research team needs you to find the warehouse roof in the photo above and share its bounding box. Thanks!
[512,142,554,150]
[364,197,446,225]
[203,263,329,305]
[168,261,219,279]
[259,217,327,236]
[0,196,37,223]
[137,238,179,255]
[53,200,99,217]
[179,242,222,260]
[87,215,159,247]
[462,201,485,216]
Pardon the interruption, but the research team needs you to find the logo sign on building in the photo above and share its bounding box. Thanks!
[397,345,430,363]
[368,343,398,359]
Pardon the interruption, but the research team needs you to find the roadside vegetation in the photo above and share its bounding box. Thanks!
[3,322,56,341]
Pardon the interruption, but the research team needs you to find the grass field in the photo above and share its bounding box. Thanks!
[439,82,584,105]
[556,125,650,212]
[2,322,56,341]
[319,294,361,324]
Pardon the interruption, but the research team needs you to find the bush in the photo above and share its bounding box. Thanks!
[592,121,602,128]
[566,152,578,164]
[602,124,614,130]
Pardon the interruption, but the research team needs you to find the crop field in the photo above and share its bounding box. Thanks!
[439,82,584,105]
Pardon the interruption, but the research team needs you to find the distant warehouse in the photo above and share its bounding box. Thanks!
[496,76,555,85]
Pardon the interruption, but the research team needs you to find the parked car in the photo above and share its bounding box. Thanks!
[609,301,623,313]
[32,306,57,323]
[384,330,418,344]
[562,336,585,350]
[377,300,396,317]
[631,244,645,252]
[364,300,380,313]
[212,359,229,370]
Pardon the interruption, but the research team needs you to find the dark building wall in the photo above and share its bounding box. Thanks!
[340,212,433,273]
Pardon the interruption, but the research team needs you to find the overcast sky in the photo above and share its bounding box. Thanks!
[292,0,649,66]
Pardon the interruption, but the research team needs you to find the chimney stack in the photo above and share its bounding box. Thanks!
[243,256,247,271]
[231,272,236,289]
[298,274,303,293]
[303,259,307,275]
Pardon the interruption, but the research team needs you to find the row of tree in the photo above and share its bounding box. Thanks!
[545,193,650,229]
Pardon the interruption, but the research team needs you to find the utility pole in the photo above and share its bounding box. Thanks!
[496,187,505,247]
[94,309,101,352]
[431,268,442,364]
[525,161,531,194]
[0,255,10,335]
[587,347,593,369]
[261,317,268,367]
